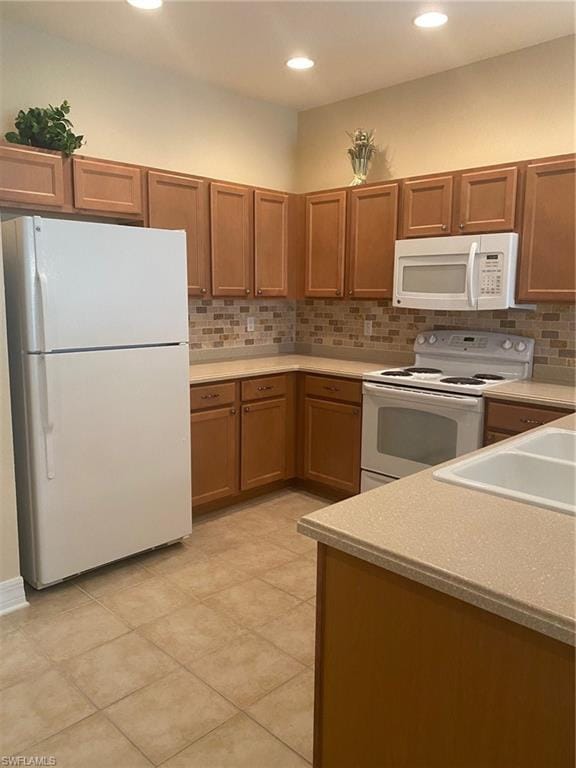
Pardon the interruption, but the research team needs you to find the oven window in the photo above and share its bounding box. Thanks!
[377,407,458,465]
[402,264,466,294]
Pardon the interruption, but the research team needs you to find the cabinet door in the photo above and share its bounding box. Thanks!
[72,158,143,215]
[254,190,289,297]
[454,166,518,234]
[241,398,287,490]
[190,406,239,506]
[347,183,398,299]
[210,182,253,297]
[305,191,346,297]
[0,145,66,208]
[517,157,576,302]
[148,172,210,297]
[303,397,361,494]
[400,176,453,237]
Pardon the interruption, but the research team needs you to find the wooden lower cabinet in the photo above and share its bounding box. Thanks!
[241,397,287,490]
[483,398,573,445]
[190,405,238,506]
[314,545,575,768]
[303,397,361,494]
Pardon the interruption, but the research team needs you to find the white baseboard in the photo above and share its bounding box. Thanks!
[0,576,28,615]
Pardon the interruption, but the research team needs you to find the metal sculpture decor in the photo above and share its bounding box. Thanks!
[347,129,377,185]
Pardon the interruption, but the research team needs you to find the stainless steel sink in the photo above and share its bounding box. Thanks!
[434,428,576,516]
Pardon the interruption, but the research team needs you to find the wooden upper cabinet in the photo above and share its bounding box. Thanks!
[148,172,210,297]
[305,191,347,297]
[0,145,66,208]
[400,175,453,237]
[210,182,253,297]
[517,157,576,302]
[454,166,518,234]
[347,183,399,299]
[241,397,287,490]
[73,158,143,215]
[254,190,289,297]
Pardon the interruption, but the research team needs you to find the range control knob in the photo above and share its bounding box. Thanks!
[515,341,527,352]
[502,339,513,350]
[428,334,437,344]
[416,334,426,345]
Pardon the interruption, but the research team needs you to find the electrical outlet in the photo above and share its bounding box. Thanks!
[364,320,373,337]
[246,316,255,332]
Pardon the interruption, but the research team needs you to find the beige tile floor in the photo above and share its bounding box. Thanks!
[0,489,329,767]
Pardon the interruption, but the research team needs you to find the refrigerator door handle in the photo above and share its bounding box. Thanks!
[39,355,55,479]
[37,270,50,353]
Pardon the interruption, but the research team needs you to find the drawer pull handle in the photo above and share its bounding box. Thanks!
[323,386,340,392]
[257,385,273,391]
[520,418,543,426]
[200,393,220,399]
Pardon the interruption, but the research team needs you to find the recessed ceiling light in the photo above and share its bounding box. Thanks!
[126,0,163,9]
[413,11,448,28]
[286,57,315,71]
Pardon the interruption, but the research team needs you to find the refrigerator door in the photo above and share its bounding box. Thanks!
[5,216,188,352]
[21,344,191,587]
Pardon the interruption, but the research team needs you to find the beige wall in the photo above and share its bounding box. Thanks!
[0,21,298,191]
[0,233,21,583]
[296,36,576,191]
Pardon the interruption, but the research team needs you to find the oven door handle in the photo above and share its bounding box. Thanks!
[363,382,482,408]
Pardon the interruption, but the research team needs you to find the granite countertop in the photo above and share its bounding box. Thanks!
[298,413,576,646]
[189,354,575,409]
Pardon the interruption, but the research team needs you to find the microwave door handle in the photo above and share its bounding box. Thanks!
[466,241,479,308]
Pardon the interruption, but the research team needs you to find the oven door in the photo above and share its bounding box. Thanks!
[361,382,484,479]
[393,236,480,310]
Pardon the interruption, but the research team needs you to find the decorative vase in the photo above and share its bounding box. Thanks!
[347,129,376,186]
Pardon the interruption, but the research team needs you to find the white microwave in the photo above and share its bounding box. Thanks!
[393,233,521,311]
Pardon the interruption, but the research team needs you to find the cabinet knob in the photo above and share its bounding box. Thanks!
[244,406,250,413]
[348,290,353,296]
[441,224,447,232]
[230,408,236,415]
[335,289,341,296]
[245,288,250,295]
[257,289,263,295]
[200,288,207,294]
[458,223,465,230]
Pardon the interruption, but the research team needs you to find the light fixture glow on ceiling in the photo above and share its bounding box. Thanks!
[413,11,448,28]
[127,0,163,10]
[286,57,315,70]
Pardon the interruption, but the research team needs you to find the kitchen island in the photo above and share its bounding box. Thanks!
[298,413,575,768]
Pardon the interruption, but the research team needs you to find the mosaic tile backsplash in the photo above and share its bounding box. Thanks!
[189,298,575,377]
[296,300,575,372]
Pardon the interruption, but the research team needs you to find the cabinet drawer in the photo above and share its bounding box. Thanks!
[485,400,570,434]
[190,381,236,411]
[242,375,287,401]
[304,375,361,404]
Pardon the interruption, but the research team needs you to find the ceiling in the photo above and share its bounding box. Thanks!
[2,1,574,110]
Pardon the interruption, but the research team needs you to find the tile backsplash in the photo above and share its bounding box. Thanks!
[296,300,575,378]
[189,299,295,350]
[189,298,575,380]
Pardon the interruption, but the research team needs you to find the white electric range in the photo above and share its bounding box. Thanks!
[361,330,534,491]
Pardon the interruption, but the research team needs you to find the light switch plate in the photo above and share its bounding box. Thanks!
[247,316,255,332]
[364,320,372,337]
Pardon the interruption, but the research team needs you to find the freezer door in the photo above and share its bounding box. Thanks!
[6,216,188,352]
[21,345,191,586]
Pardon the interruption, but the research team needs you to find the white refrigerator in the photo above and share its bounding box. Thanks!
[3,216,192,588]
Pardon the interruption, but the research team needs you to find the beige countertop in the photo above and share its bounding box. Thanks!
[485,378,576,410]
[189,354,575,410]
[188,354,401,384]
[299,413,576,646]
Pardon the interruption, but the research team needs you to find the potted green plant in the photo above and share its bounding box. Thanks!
[5,100,84,156]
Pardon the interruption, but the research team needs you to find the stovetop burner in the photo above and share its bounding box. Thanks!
[440,377,485,386]
[404,367,443,374]
[474,373,505,381]
[380,370,412,377]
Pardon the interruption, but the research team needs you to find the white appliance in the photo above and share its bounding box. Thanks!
[393,233,523,311]
[3,216,192,588]
[361,330,534,489]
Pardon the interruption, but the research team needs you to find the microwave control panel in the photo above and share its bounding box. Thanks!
[479,253,504,296]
